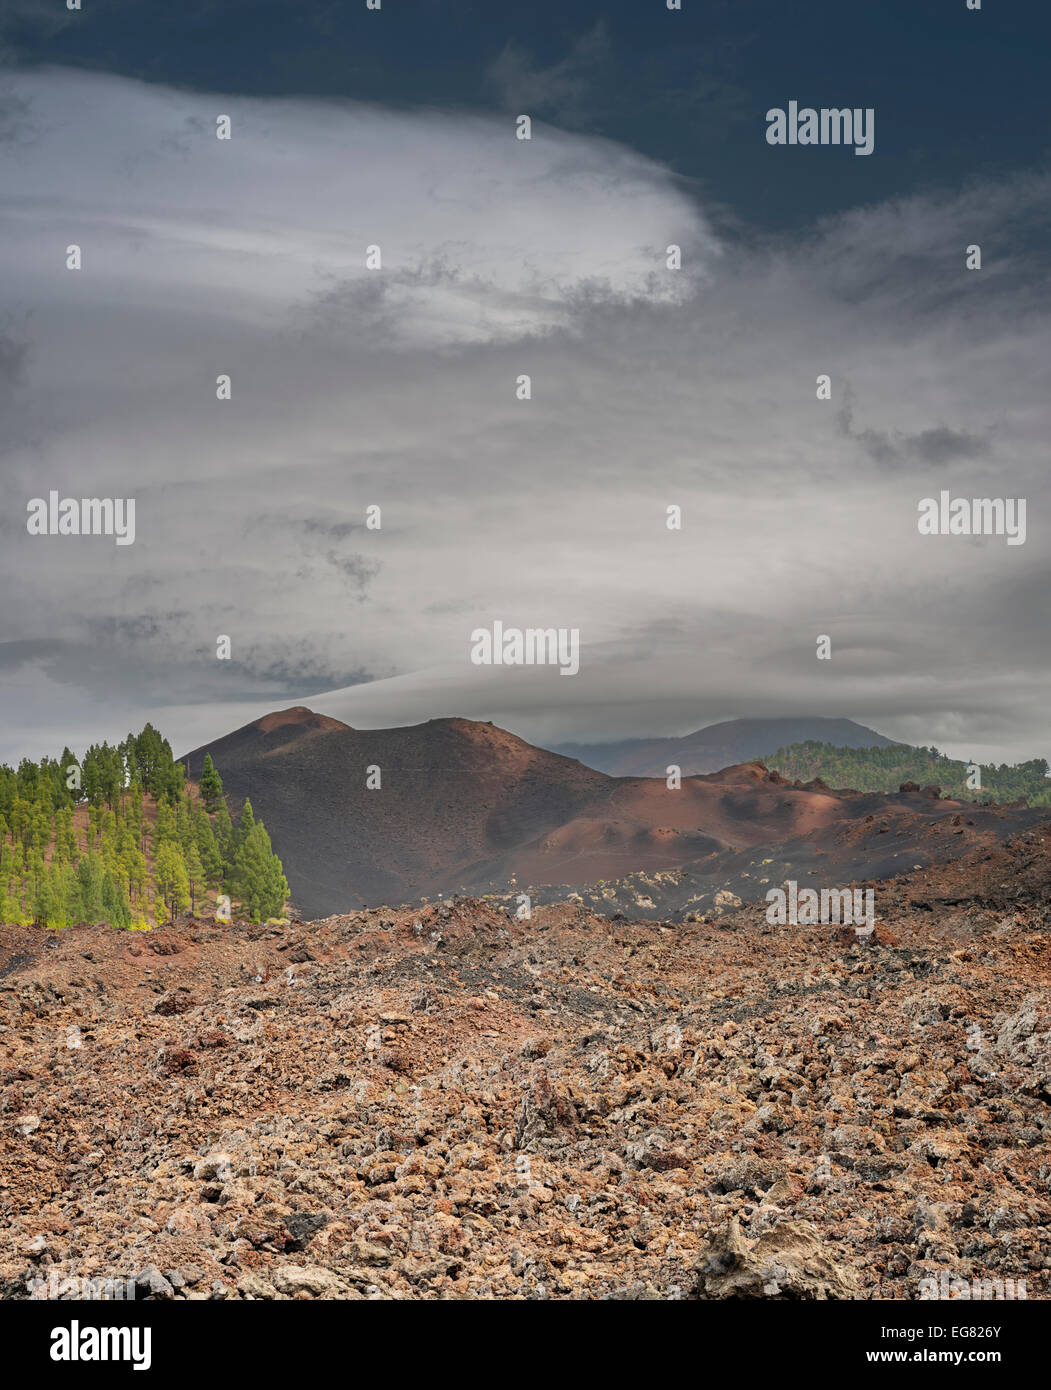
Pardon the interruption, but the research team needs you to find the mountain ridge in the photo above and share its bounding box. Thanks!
[182,708,1042,920]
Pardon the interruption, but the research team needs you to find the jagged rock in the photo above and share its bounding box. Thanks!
[270,1265,356,1299]
[694,1219,859,1300]
[1,826,1049,1301]
[135,1264,175,1299]
[284,1213,329,1251]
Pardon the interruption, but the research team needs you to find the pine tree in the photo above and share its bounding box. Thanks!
[53,806,79,865]
[153,799,177,848]
[10,798,32,848]
[31,865,61,927]
[99,744,124,809]
[192,802,223,887]
[176,798,195,856]
[58,865,81,928]
[125,844,148,904]
[100,869,132,928]
[16,758,39,801]
[75,853,103,922]
[184,841,205,915]
[0,888,27,926]
[230,822,288,923]
[153,842,190,923]
[198,754,224,814]
[58,747,79,805]
[213,801,235,874]
[133,723,167,794]
[82,749,104,808]
[127,778,145,851]
[0,837,27,924]
[0,840,20,885]
[0,722,294,927]
[30,803,52,851]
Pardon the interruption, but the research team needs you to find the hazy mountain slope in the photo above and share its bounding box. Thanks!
[552,717,900,777]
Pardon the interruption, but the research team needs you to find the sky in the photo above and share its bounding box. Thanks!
[1,1,1049,768]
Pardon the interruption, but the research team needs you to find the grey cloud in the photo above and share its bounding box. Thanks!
[910,426,989,466]
[323,551,380,594]
[483,24,612,123]
[0,87,39,148]
[835,389,990,469]
[0,319,30,387]
[300,518,364,541]
[5,630,376,713]
[0,70,1046,768]
[0,638,64,671]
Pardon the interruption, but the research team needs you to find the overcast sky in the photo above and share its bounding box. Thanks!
[1,3,1048,768]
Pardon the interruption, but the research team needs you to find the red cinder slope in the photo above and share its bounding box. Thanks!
[183,711,936,917]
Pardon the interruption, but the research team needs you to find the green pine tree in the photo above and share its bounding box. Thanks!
[75,853,104,922]
[128,778,145,848]
[184,841,205,915]
[100,869,132,928]
[192,803,223,887]
[31,865,61,927]
[198,754,224,814]
[176,799,194,856]
[53,806,79,865]
[213,800,235,873]
[0,888,27,926]
[230,822,288,923]
[153,842,190,924]
[153,799,177,848]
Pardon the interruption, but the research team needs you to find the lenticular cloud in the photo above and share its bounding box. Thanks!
[0,68,717,347]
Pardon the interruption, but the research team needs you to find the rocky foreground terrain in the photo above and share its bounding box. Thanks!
[1,827,1050,1300]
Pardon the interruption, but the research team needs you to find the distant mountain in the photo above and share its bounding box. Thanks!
[551,717,900,777]
[181,707,1043,920]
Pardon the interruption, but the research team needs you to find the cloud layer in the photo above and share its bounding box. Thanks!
[1,68,1047,767]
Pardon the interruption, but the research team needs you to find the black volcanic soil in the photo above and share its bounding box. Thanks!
[183,710,1045,920]
[1,826,1049,1301]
